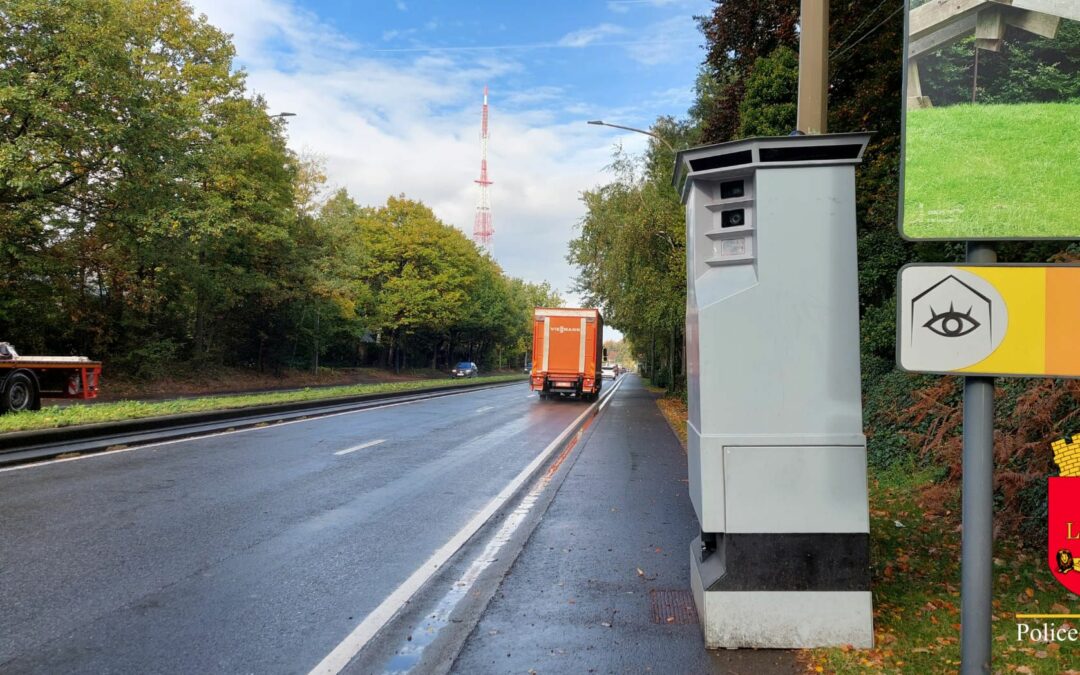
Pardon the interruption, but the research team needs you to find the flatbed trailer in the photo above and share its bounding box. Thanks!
[0,343,101,413]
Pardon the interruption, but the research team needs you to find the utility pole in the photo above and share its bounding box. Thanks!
[797,0,829,134]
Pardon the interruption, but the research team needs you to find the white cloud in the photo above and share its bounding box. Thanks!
[557,23,626,48]
[188,0,616,304]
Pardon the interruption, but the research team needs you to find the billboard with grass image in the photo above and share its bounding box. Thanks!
[901,0,1080,240]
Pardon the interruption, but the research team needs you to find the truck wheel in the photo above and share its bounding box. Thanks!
[2,372,39,413]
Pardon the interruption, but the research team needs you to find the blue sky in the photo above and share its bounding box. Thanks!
[188,0,712,313]
[302,0,705,121]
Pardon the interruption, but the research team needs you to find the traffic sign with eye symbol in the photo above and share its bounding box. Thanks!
[924,303,981,338]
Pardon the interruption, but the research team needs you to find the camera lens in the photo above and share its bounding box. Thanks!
[722,208,745,228]
[720,180,744,199]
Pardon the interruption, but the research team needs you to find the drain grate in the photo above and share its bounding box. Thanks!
[649,589,698,625]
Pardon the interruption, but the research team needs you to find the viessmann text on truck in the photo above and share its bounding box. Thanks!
[529,307,604,401]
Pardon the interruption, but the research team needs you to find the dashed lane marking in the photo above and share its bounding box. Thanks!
[333,439,386,456]
[0,385,526,475]
[308,376,625,674]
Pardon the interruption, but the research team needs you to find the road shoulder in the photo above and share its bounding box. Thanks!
[449,375,801,674]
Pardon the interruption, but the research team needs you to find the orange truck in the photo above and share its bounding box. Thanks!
[0,342,102,413]
[530,307,604,401]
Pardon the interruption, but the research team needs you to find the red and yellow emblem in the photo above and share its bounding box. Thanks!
[1049,436,1080,594]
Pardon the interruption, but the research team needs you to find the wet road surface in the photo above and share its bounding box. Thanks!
[0,382,588,673]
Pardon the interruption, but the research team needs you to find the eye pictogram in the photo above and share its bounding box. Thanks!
[923,303,981,338]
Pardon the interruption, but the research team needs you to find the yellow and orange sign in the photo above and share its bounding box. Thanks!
[898,265,1080,378]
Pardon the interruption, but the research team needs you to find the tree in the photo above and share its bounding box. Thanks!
[919,21,1080,105]
[738,46,799,136]
[0,0,309,375]
[568,118,695,392]
[0,0,570,382]
[694,0,799,141]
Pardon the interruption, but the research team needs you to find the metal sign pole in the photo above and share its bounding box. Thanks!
[961,241,997,674]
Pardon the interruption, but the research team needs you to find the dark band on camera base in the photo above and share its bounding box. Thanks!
[694,532,871,592]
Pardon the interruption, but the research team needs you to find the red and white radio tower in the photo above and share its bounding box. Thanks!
[472,86,494,253]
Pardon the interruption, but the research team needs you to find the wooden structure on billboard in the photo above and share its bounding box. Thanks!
[908,0,1080,108]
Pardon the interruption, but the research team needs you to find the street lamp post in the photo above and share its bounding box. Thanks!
[587,120,675,152]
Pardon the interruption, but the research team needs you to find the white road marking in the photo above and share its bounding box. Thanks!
[308,375,625,675]
[599,386,619,411]
[474,406,494,414]
[333,439,386,456]
[386,443,561,667]
[0,385,523,475]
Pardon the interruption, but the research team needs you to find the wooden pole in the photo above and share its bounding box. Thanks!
[797,0,829,134]
[972,46,980,103]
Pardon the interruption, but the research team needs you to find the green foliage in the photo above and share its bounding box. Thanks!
[347,195,555,371]
[567,118,695,393]
[738,46,799,137]
[920,22,1080,106]
[0,0,557,379]
[693,0,799,141]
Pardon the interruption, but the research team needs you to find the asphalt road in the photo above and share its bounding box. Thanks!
[0,382,589,674]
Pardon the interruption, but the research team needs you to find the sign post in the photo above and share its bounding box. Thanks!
[898,260,1080,673]
[896,0,1080,668]
[961,243,996,674]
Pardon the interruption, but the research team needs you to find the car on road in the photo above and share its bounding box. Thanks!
[601,363,617,380]
[451,361,479,378]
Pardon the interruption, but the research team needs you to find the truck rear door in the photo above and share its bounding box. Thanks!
[541,315,586,375]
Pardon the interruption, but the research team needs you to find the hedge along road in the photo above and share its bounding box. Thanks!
[0,380,607,673]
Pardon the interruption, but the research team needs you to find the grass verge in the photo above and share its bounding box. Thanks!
[653,394,1080,673]
[809,462,1080,674]
[903,102,1080,239]
[0,375,525,434]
